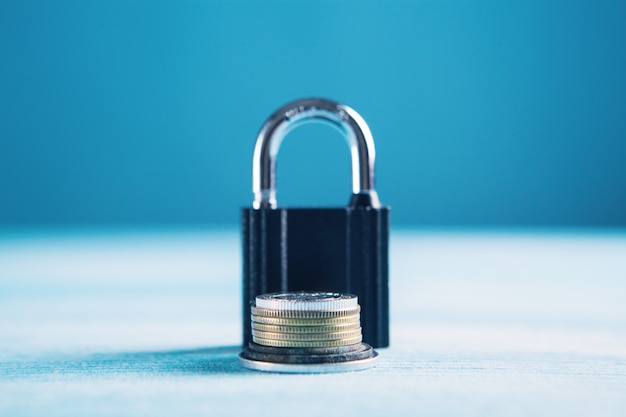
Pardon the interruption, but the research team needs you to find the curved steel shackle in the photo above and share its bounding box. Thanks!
[252,98,381,209]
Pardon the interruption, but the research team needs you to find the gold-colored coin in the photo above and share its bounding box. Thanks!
[251,305,360,319]
[252,328,362,342]
[252,335,363,348]
[251,322,361,334]
[250,314,361,326]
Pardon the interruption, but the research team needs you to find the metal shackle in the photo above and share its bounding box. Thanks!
[252,97,381,209]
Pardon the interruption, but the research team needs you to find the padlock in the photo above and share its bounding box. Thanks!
[242,98,390,348]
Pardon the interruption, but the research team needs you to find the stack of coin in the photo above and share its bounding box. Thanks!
[251,293,362,347]
[239,292,378,373]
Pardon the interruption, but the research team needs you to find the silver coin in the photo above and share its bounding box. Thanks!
[250,314,361,326]
[257,292,355,301]
[251,305,360,318]
[238,351,379,374]
[256,292,358,311]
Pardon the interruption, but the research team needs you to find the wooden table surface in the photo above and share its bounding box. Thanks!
[1,228,625,416]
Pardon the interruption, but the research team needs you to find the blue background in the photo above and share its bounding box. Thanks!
[1,0,625,227]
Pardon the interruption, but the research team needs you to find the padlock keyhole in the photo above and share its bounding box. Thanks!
[275,124,352,207]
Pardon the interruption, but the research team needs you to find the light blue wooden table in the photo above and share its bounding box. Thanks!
[1,229,625,416]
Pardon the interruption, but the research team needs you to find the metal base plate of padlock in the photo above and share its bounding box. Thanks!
[240,98,390,371]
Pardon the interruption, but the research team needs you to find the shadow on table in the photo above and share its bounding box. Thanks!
[4,346,249,377]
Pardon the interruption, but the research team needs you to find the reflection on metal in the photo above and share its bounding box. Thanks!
[252,98,380,209]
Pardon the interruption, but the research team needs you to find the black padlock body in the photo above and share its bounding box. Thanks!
[242,206,390,348]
